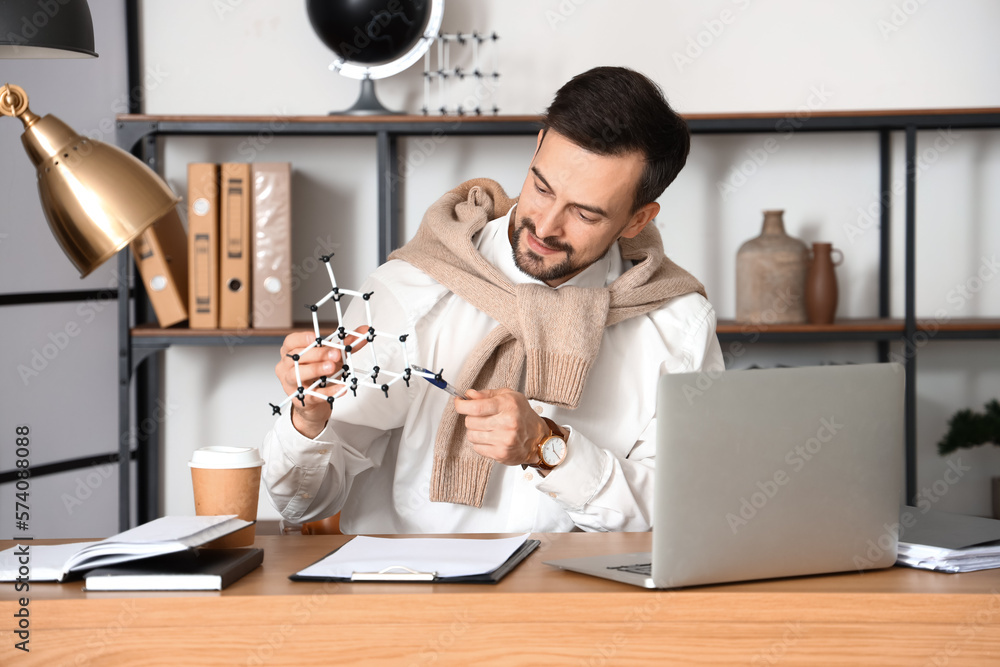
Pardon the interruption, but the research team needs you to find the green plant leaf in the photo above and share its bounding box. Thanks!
[937,399,1000,455]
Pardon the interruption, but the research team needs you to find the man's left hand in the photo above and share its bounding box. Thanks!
[455,388,548,466]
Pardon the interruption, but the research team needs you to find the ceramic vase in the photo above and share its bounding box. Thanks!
[736,210,809,324]
[805,243,844,325]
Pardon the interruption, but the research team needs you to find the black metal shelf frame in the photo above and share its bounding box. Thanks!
[111,110,1000,531]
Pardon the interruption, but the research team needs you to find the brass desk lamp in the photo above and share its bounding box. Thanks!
[1,83,179,277]
[1,0,179,277]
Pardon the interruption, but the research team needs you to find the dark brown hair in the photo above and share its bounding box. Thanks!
[542,67,690,213]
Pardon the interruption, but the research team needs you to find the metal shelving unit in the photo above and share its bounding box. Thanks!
[110,109,1000,531]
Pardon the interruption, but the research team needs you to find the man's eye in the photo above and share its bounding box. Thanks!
[577,210,594,222]
[535,184,549,195]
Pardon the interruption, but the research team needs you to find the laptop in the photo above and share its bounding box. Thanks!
[544,363,904,588]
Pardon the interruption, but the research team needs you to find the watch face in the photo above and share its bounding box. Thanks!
[541,437,567,466]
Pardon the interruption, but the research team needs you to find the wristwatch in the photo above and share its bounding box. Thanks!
[522,418,568,471]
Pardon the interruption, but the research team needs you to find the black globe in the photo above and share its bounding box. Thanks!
[306,0,432,67]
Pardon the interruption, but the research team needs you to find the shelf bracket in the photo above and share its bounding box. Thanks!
[131,345,164,373]
[115,119,158,152]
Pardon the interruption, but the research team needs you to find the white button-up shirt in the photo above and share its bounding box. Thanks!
[261,211,724,534]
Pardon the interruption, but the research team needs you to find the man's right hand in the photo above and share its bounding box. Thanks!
[275,329,366,439]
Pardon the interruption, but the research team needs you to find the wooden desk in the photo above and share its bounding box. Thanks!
[2,532,999,666]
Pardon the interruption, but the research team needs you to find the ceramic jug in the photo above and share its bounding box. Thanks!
[805,242,843,325]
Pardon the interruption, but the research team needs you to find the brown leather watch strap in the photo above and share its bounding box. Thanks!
[521,418,564,470]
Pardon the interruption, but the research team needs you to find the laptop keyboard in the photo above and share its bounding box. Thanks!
[607,562,651,576]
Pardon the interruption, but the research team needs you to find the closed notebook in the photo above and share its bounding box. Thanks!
[187,163,220,329]
[219,162,252,329]
[251,162,293,328]
[130,208,189,328]
[84,547,264,591]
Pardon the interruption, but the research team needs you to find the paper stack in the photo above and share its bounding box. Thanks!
[896,506,1000,573]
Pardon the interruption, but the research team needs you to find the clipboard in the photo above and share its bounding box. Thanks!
[289,538,540,584]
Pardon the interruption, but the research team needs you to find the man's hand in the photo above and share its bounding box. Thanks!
[275,328,367,439]
[455,388,548,467]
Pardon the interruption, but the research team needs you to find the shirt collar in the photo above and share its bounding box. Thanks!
[475,206,623,289]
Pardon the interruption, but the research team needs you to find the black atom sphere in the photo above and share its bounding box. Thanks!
[306,0,432,67]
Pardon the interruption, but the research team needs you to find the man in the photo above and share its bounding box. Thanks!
[262,66,723,534]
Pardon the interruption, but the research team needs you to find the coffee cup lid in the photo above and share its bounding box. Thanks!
[188,446,263,469]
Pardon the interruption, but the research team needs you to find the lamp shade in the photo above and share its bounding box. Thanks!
[1,84,178,277]
[0,0,97,58]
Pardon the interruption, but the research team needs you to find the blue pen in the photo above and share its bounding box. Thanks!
[409,365,468,400]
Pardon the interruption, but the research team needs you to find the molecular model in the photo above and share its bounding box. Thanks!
[422,31,500,116]
[268,254,449,416]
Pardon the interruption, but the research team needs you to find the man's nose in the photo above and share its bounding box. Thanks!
[532,205,562,240]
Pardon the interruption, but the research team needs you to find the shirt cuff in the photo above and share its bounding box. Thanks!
[273,409,337,469]
[534,426,610,511]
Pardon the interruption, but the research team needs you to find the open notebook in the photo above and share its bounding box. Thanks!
[0,515,251,582]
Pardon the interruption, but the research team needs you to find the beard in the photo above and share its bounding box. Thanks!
[510,216,579,283]
[510,213,615,284]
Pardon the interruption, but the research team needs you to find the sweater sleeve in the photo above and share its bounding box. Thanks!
[534,295,724,531]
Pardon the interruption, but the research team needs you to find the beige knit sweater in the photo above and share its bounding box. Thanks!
[389,178,705,507]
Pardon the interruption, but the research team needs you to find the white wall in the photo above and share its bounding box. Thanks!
[142,0,1000,114]
[139,0,1000,520]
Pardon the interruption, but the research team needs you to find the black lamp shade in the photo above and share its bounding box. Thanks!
[0,0,97,58]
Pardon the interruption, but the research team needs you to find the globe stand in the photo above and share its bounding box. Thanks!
[333,76,402,116]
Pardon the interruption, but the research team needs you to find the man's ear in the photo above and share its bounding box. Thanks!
[620,201,660,239]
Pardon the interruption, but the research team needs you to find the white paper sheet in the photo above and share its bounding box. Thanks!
[296,533,531,579]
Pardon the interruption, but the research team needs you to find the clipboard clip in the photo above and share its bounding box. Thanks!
[350,565,437,582]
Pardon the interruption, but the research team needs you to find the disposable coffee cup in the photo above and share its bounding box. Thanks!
[188,446,263,548]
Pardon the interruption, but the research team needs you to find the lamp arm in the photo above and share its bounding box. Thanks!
[0,83,41,128]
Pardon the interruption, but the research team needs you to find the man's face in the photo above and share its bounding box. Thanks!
[511,130,658,287]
